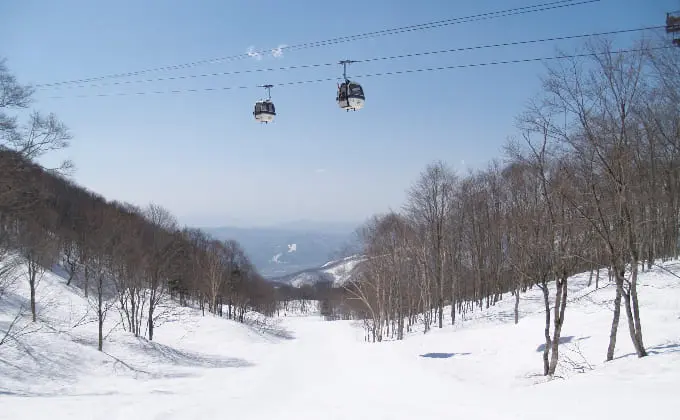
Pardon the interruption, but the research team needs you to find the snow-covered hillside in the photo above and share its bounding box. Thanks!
[271,254,364,288]
[0,259,293,398]
[319,255,364,286]
[290,255,364,287]
[1,257,678,419]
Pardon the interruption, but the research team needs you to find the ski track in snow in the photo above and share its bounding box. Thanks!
[0,260,679,419]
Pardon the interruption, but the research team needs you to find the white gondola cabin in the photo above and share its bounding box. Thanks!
[337,80,365,111]
[254,84,276,123]
[254,100,276,123]
[336,60,365,111]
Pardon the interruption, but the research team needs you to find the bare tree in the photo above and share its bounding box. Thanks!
[404,161,455,329]
[83,204,116,351]
[142,203,179,341]
[540,38,655,359]
[0,57,72,174]
[12,217,59,322]
[502,159,548,325]
[0,57,33,137]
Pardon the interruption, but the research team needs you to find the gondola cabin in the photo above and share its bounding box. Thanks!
[254,99,276,123]
[337,81,365,111]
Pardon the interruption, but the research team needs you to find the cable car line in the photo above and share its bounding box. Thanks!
[266,0,600,54]
[38,24,665,92]
[45,45,670,101]
[33,0,598,88]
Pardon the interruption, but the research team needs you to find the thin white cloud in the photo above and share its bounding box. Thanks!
[246,44,287,60]
[246,46,262,61]
[315,168,326,174]
[271,44,287,58]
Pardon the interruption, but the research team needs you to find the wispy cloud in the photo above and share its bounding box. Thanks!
[246,46,263,61]
[246,44,287,60]
[315,168,326,174]
[271,44,287,58]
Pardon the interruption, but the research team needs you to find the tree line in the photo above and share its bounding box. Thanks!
[327,38,680,376]
[0,58,277,351]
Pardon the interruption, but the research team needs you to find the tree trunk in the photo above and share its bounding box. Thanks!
[548,276,567,376]
[28,259,37,322]
[98,282,104,351]
[514,285,520,325]
[629,257,646,356]
[66,259,76,286]
[621,262,646,357]
[148,305,154,341]
[540,281,550,376]
[84,265,89,298]
[228,297,233,319]
[630,268,646,357]
[438,248,444,329]
[606,268,623,361]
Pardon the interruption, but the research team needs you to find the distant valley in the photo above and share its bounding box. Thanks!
[203,220,362,278]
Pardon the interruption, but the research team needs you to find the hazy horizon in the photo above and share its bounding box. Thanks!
[188,216,364,231]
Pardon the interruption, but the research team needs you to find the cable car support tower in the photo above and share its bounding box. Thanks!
[667,11,680,46]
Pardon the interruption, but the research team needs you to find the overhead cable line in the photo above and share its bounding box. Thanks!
[40,25,665,91]
[45,46,671,100]
[34,0,599,88]
[267,0,600,53]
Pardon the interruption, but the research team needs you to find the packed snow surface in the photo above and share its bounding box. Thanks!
[1,259,678,419]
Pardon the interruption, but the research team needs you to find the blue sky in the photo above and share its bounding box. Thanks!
[1,0,675,228]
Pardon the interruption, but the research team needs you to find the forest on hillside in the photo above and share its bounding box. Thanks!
[317,37,680,376]
[0,57,291,350]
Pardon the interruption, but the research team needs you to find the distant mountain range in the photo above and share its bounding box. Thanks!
[202,220,362,278]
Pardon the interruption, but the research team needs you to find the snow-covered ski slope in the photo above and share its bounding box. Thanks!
[1,258,678,419]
